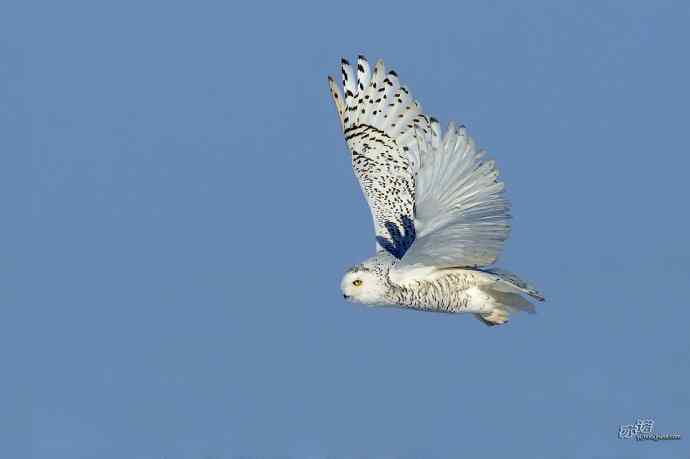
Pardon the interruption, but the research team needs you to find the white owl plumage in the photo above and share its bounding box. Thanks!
[330,56,543,326]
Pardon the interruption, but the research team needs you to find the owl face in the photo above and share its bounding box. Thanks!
[341,268,388,304]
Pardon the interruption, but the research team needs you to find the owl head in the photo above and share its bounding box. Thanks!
[341,267,389,304]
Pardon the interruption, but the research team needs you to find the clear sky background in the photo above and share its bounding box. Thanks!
[6,1,689,458]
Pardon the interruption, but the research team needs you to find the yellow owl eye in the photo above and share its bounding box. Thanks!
[352,279,363,287]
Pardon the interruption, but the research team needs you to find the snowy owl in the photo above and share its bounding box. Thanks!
[328,55,544,326]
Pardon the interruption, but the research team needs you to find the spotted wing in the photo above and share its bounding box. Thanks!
[328,56,432,258]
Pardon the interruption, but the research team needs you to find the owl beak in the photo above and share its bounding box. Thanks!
[343,294,350,300]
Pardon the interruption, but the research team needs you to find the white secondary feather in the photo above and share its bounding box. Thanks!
[394,121,511,273]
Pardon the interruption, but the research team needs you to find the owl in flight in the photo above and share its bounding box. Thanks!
[328,55,544,326]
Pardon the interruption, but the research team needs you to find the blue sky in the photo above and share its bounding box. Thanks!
[7,1,689,458]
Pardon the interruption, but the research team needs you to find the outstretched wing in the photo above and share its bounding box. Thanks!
[394,120,511,272]
[328,56,432,258]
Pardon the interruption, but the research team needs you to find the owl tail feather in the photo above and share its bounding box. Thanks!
[474,290,537,326]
